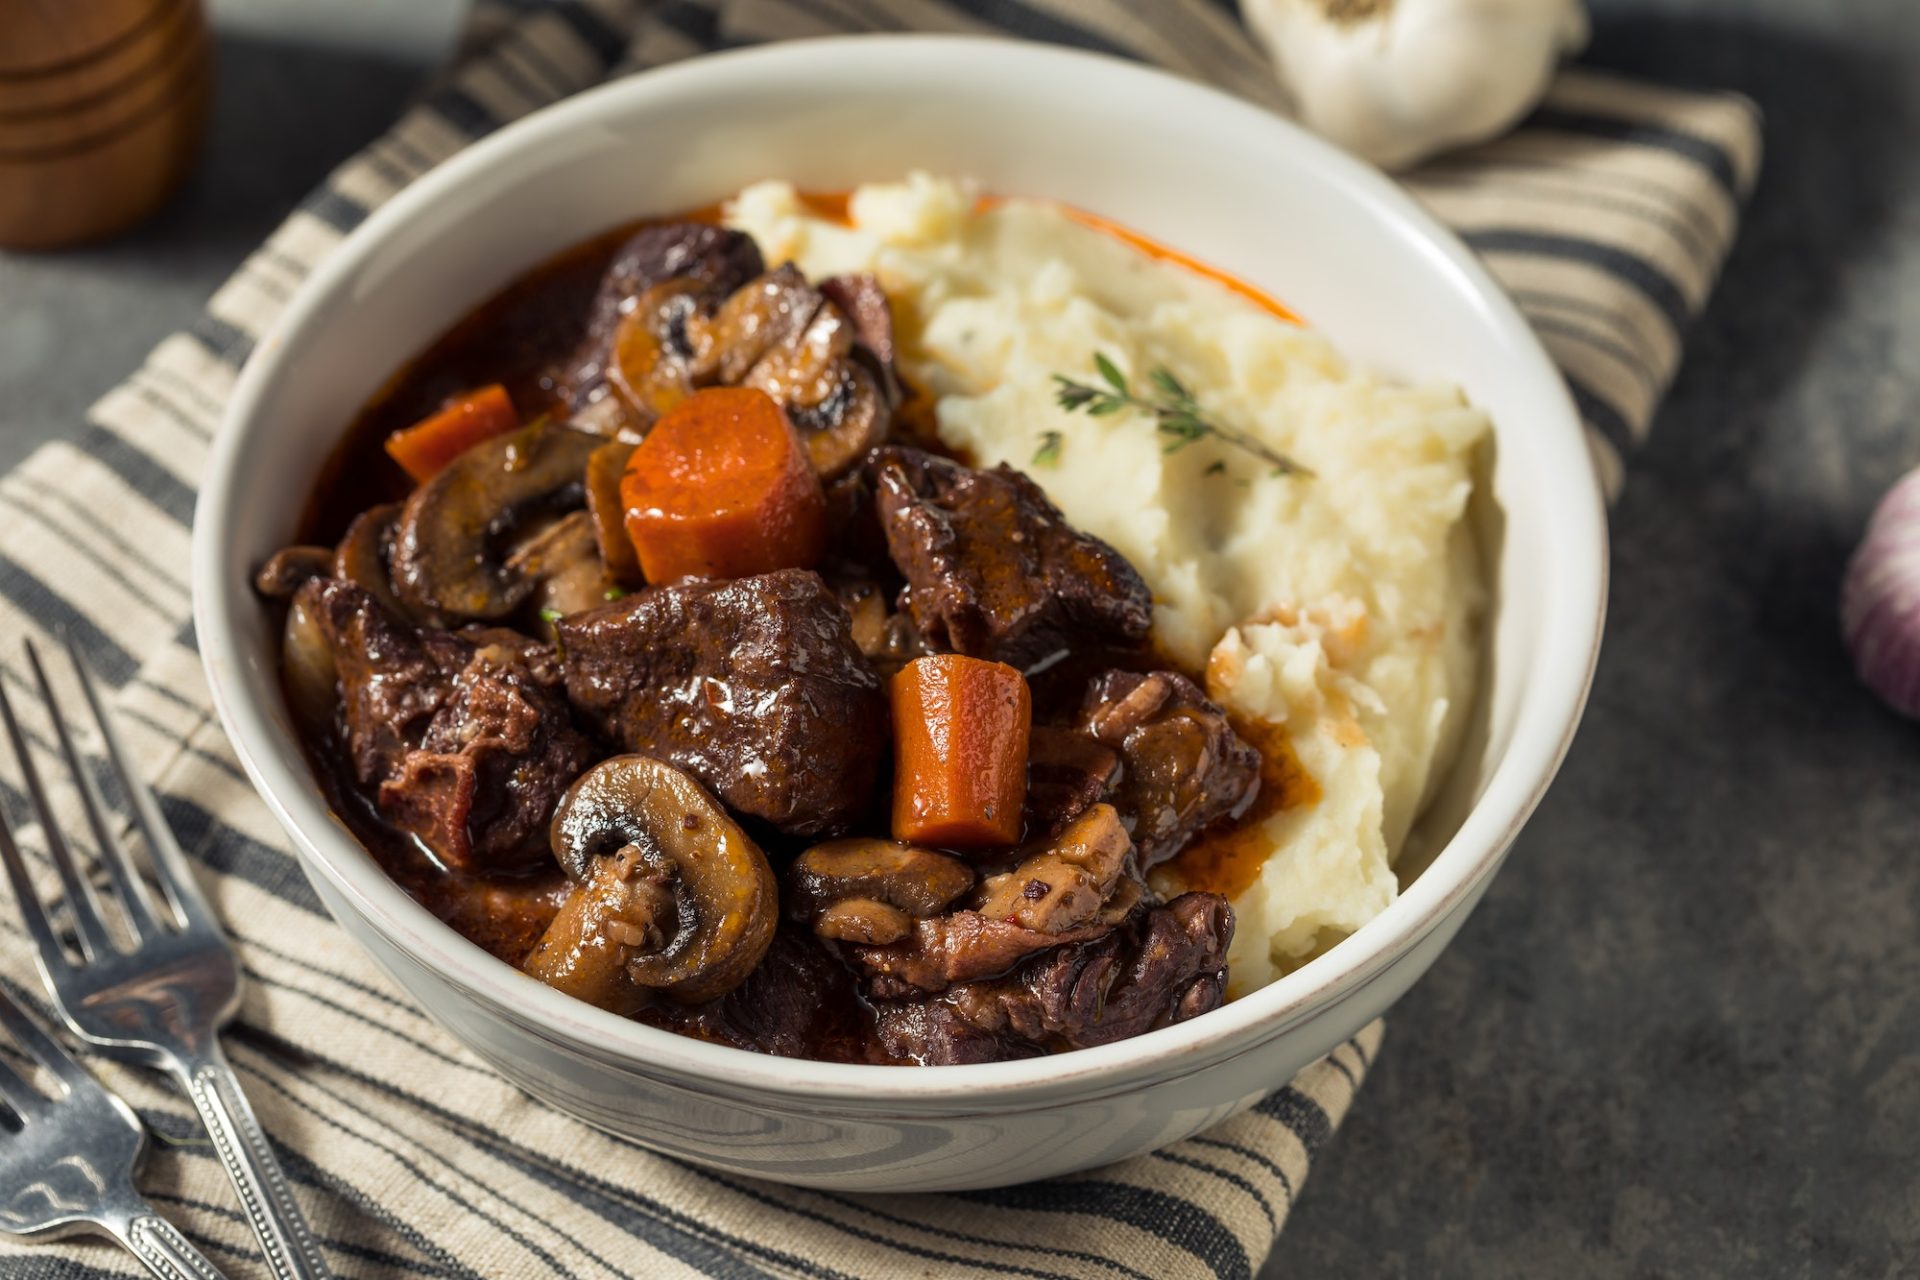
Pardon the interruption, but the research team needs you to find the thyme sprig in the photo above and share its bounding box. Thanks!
[1050,353,1310,478]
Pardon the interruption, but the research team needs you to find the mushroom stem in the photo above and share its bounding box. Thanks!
[540,756,779,1005]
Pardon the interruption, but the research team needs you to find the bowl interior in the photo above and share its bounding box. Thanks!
[196,37,1603,1095]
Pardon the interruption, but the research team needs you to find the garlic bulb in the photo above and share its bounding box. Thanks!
[1242,0,1591,171]
[1842,467,1920,719]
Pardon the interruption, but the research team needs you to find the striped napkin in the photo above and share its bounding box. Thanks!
[0,1,1758,1276]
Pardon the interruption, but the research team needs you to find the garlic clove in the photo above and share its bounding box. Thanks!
[1841,467,1920,718]
[1244,0,1591,171]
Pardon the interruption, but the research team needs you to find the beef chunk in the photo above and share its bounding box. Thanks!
[646,927,865,1058]
[872,894,1233,1065]
[1079,670,1261,867]
[305,578,592,872]
[558,222,764,407]
[556,569,885,835]
[870,446,1152,669]
[851,911,1108,997]
[819,273,896,368]
[847,805,1137,994]
[1023,725,1121,838]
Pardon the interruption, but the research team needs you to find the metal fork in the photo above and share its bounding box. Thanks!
[0,639,333,1280]
[0,981,228,1278]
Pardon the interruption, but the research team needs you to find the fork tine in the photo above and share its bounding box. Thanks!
[25,642,164,942]
[0,1043,46,1122]
[0,796,72,984]
[0,982,97,1099]
[64,639,212,932]
[0,675,115,963]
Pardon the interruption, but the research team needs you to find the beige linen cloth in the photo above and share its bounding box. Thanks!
[0,1,1759,1275]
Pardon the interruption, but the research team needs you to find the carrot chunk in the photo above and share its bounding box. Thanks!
[891,654,1032,848]
[620,386,827,583]
[383,384,521,483]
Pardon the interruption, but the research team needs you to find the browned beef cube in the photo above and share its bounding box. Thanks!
[1079,670,1261,867]
[305,578,592,872]
[871,893,1233,1064]
[556,569,885,836]
[870,446,1152,669]
[1023,725,1122,838]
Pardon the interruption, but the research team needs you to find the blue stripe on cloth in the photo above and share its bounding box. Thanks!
[72,422,197,525]
[0,554,139,684]
[945,0,1137,59]
[957,1181,1252,1280]
[1566,373,1639,458]
[156,794,325,914]
[302,186,370,235]
[655,0,732,48]
[235,1026,815,1280]
[189,312,255,365]
[1528,106,1744,199]
[139,1117,461,1277]
[1253,1087,1333,1156]
[551,0,634,63]
[1187,1135,1296,1208]
[1461,227,1693,335]
[425,85,502,140]
[814,1186,1163,1280]
[679,1161,1090,1280]
[236,1061,601,1280]
[1152,1150,1277,1234]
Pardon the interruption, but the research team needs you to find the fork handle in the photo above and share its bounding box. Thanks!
[110,1211,231,1280]
[174,1046,334,1280]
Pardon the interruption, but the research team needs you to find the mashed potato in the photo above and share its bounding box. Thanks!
[727,175,1488,994]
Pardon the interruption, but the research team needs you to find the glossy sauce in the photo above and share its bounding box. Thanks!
[1164,719,1321,901]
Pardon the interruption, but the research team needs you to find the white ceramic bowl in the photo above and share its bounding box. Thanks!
[194,36,1606,1192]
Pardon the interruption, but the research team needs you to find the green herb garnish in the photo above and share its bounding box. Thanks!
[1032,430,1064,467]
[1052,354,1310,478]
[538,607,563,624]
[603,587,628,601]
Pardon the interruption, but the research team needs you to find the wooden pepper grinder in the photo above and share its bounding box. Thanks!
[0,0,210,250]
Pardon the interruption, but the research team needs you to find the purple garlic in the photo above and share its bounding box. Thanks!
[1842,466,1920,718]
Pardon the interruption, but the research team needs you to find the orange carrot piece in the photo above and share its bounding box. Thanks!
[384,384,521,482]
[891,654,1032,848]
[619,386,827,583]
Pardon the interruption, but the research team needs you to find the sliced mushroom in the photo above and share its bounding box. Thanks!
[606,263,895,481]
[537,755,778,1004]
[389,421,600,621]
[778,350,890,480]
[279,589,337,737]
[506,510,612,631]
[831,577,925,679]
[814,898,914,946]
[971,803,1134,935]
[522,844,675,1013]
[605,279,708,426]
[254,545,332,598]
[704,265,824,384]
[786,839,974,945]
[583,440,642,588]
[332,502,423,624]
[558,221,765,412]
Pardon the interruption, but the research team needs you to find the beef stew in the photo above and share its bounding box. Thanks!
[257,213,1273,1065]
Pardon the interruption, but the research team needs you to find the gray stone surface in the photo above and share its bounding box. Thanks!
[1282,3,1920,1276]
[2,3,1914,1276]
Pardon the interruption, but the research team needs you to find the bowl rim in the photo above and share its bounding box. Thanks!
[192,33,1608,1104]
